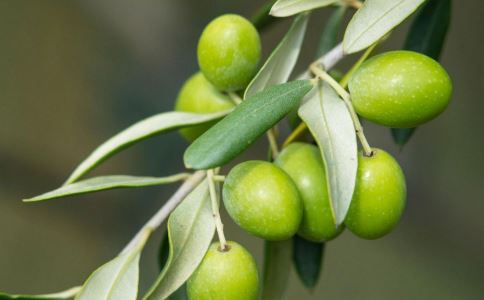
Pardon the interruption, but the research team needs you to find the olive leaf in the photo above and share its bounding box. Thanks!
[270,0,339,17]
[245,13,309,98]
[261,240,293,300]
[158,232,188,300]
[74,228,151,300]
[184,80,313,170]
[391,0,452,147]
[317,5,347,57]
[343,0,426,54]
[298,82,357,225]
[0,287,80,300]
[293,236,325,288]
[64,110,230,184]
[143,180,215,300]
[24,174,189,203]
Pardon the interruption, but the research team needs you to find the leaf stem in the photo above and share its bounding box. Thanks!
[310,64,373,156]
[120,171,206,255]
[207,169,228,251]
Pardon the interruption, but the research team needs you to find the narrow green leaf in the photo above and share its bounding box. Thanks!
[158,233,188,300]
[270,0,339,17]
[144,181,215,300]
[24,174,189,203]
[293,236,325,288]
[298,82,357,225]
[252,0,279,31]
[184,80,313,170]
[316,6,347,57]
[75,228,151,300]
[65,111,230,184]
[245,13,309,99]
[391,0,451,147]
[261,240,292,300]
[343,0,426,54]
[0,287,80,300]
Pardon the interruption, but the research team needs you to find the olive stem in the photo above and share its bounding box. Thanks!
[228,92,242,105]
[120,171,206,255]
[267,128,280,158]
[213,175,226,182]
[207,169,228,250]
[282,122,308,148]
[310,64,373,156]
[345,0,363,9]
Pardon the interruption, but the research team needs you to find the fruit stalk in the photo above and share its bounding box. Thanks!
[207,169,228,250]
[310,64,373,157]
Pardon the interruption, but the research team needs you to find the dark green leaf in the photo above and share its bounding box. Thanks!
[261,240,292,300]
[184,80,313,170]
[0,287,80,300]
[24,174,189,202]
[317,6,347,57]
[252,0,279,31]
[143,181,215,300]
[65,111,229,184]
[293,236,325,288]
[392,0,451,147]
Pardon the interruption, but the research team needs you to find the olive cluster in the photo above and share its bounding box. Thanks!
[176,13,452,300]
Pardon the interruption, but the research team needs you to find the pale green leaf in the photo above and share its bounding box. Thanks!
[0,287,80,300]
[24,174,189,202]
[144,181,215,300]
[270,0,339,17]
[245,13,309,98]
[298,82,357,225]
[75,229,151,300]
[261,240,292,300]
[343,0,426,54]
[65,111,230,184]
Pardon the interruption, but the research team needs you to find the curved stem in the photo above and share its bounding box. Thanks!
[207,169,228,250]
[267,128,280,158]
[310,65,373,156]
[282,122,308,148]
[120,171,206,255]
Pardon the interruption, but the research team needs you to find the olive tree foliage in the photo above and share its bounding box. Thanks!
[2,0,451,299]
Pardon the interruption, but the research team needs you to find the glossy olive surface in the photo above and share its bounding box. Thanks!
[349,50,452,128]
[174,72,234,141]
[197,14,261,92]
[275,143,343,242]
[223,160,302,241]
[345,149,406,239]
[187,241,259,300]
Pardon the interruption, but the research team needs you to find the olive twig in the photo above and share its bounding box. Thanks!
[213,175,226,182]
[310,64,373,156]
[207,169,228,250]
[120,171,206,255]
[344,0,363,9]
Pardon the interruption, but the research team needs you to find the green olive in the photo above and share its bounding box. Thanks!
[187,241,259,300]
[275,143,343,242]
[349,50,452,128]
[223,160,302,241]
[344,149,406,239]
[174,72,235,141]
[197,14,261,92]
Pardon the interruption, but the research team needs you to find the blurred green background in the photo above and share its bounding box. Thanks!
[1,1,483,299]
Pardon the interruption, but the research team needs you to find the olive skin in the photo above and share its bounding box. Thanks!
[275,143,343,242]
[349,50,452,128]
[174,72,235,141]
[223,161,303,241]
[344,149,406,239]
[187,241,259,300]
[197,14,261,92]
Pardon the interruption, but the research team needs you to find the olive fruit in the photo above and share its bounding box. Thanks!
[187,241,259,300]
[344,149,406,239]
[349,50,452,128]
[223,160,302,241]
[197,14,261,92]
[174,72,235,141]
[275,143,343,242]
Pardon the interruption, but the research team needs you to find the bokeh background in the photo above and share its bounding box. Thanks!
[1,1,483,299]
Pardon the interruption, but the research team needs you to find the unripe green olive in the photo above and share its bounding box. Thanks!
[275,143,343,242]
[187,241,259,300]
[349,50,452,128]
[174,72,235,141]
[344,149,406,239]
[223,161,302,241]
[197,14,261,92]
